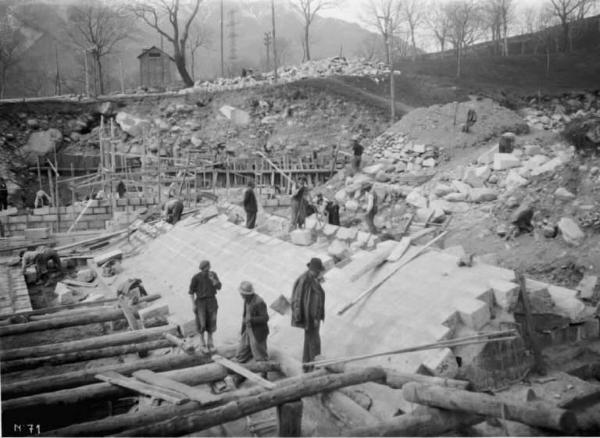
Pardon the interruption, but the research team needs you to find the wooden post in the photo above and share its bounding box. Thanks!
[110,119,117,219]
[516,271,546,375]
[37,157,42,191]
[70,163,75,205]
[278,400,303,437]
[115,367,385,436]
[402,382,577,433]
[157,156,161,205]
[47,168,54,207]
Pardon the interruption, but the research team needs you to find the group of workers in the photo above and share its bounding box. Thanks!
[188,255,327,378]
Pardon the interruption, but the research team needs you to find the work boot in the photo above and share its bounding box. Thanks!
[199,333,209,355]
[207,332,216,353]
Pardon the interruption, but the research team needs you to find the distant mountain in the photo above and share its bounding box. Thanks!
[3,0,382,98]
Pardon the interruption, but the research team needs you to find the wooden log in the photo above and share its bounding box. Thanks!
[54,229,130,253]
[277,400,303,437]
[386,236,411,262]
[0,324,176,361]
[115,367,385,436]
[132,369,218,404]
[118,296,143,330]
[345,408,483,437]
[212,354,275,389]
[402,382,578,433]
[0,308,139,337]
[96,371,189,405]
[6,353,271,413]
[0,294,160,322]
[2,350,226,400]
[383,368,471,390]
[1,339,171,373]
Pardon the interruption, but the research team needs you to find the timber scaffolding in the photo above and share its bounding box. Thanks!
[45,116,346,211]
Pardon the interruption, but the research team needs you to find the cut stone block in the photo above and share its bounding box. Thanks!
[456,298,491,330]
[336,227,358,241]
[421,347,458,378]
[322,224,339,238]
[327,239,350,260]
[94,249,123,266]
[24,227,49,240]
[76,268,97,283]
[557,217,585,246]
[138,302,170,323]
[493,153,521,170]
[55,282,77,305]
[469,188,497,203]
[168,315,197,337]
[577,275,598,300]
[290,229,313,246]
[489,279,519,310]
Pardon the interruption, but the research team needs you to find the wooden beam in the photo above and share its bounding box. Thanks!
[115,367,385,436]
[402,382,577,433]
[0,324,175,361]
[96,371,189,405]
[1,339,172,373]
[212,354,275,389]
[132,369,218,404]
[4,354,272,413]
[345,407,483,437]
[383,368,471,390]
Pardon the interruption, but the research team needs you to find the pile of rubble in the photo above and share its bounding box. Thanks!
[522,91,600,132]
[368,132,439,171]
[193,57,388,94]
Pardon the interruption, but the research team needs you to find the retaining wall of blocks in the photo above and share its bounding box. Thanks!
[0,198,161,236]
[303,215,380,252]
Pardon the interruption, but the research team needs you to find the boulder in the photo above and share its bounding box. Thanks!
[469,188,497,203]
[22,129,63,161]
[445,192,468,202]
[97,101,116,116]
[557,217,585,246]
[416,206,445,223]
[76,268,97,283]
[116,112,151,137]
[431,198,469,213]
[290,229,313,246]
[362,164,383,176]
[554,187,576,201]
[433,183,455,198]
[499,132,516,153]
[375,170,391,183]
[541,224,558,238]
[26,118,39,129]
[406,190,428,209]
[334,189,347,204]
[505,170,529,190]
[577,275,598,300]
[463,166,491,188]
[530,157,563,176]
[345,199,360,212]
[327,239,350,260]
[452,180,472,195]
[336,227,358,241]
[493,153,521,170]
[524,144,543,156]
[422,158,436,167]
[154,118,171,131]
[55,283,77,305]
[220,105,250,126]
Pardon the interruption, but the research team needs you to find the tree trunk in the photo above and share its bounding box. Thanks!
[2,349,240,400]
[173,49,193,87]
[345,407,483,436]
[1,339,172,373]
[383,35,391,65]
[562,21,570,52]
[45,368,322,437]
[402,382,578,433]
[0,324,173,361]
[116,367,386,436]
[96,54,104,95]
[304,24,311,61]
[456,45,462,78]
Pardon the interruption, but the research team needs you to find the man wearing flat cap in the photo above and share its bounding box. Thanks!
[236,281,269,362]
[189,260,222,354]
[291,257,326,372]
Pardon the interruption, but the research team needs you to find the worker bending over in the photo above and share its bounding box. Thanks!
[21,246,63,282]
[189,260,222,354]
[164,196,184,225]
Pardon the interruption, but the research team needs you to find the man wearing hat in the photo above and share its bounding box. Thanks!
[363,182,378,234]
[290,176,308,231]
[189,260,222,353]
[243,179,258,229]
[236,281,270,362]
[291,257,326,372]
[351,134,364,173]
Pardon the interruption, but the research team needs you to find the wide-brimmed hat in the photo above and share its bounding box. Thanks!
[239,281,254,295]
[199,260,210,270]
[306,257,325,272]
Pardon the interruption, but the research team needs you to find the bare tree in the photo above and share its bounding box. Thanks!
[131,0,202,87]
[427,1,451,53]
[548,0,597,51]
[400,0,424,59]
[355,33,385,61]
[363,0,403,65]
[67,0,132,95]
[290,0,336,61]
[443,0,483,77]
[188,20,211,81]
[0,9,22,98]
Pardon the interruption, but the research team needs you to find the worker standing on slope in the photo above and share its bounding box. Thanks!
[363,182,379,234]
[164,196,184,225]
[290,176,308,230]
[291,257,326,372]
[243,179,258,229]
[351,134,364,173]
[189,260,222,354]
[0,176,8,211]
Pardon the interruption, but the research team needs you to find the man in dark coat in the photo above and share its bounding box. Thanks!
[164,197,184,225]
[243,179,258,229]
[21,246,63,282]
[0,177,8,211]
[351,135,364,173]
[291,257,326,372]
[189,260,222,353]
[290,177,307,230]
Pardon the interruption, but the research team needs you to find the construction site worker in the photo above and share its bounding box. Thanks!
[116,278,148,305]
[462,108,478,133]
[363,182,378,234]
[34,189,51,208]
[164,196,184,225]
[291,257,326,373]
[116,180,127,199]
[290,176,308,230]
[21,246,63,281]
[351,135,364,173]
[243,179,258,229]
[0,177,8,210]
[189,260,222,354]
[325,200,340,226]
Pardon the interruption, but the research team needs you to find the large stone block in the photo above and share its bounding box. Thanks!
[493,153,521,170]
[24,227,49,240]
[336,226,358,241]
[558,217,585,246]
[138,302,170,323]
[322,224,339,238]
[469,188,497,203]
[290,229,313,246]
[327,239,349,260]
[489,279,519,310]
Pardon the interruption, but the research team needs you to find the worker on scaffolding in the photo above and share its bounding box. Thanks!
[34,189,51,208]
[21,246,63,283]
[226,281,270,389]
[243,179,258,229]
[163,195,184,225]
[189,260,222,354]
[291,257,326,373]
[290,176,308,230]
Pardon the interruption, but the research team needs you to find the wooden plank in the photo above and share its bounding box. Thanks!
[96,371,189,405]
[133,369,219,405]
[386,236,411,262]
[349,242,396,282]
[212,354,276,389]
[118,296,143,330]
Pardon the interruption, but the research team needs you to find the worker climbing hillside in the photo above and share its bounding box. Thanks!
[291,257,326,373]
[189,260,222,354]
[163,196,184,225]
